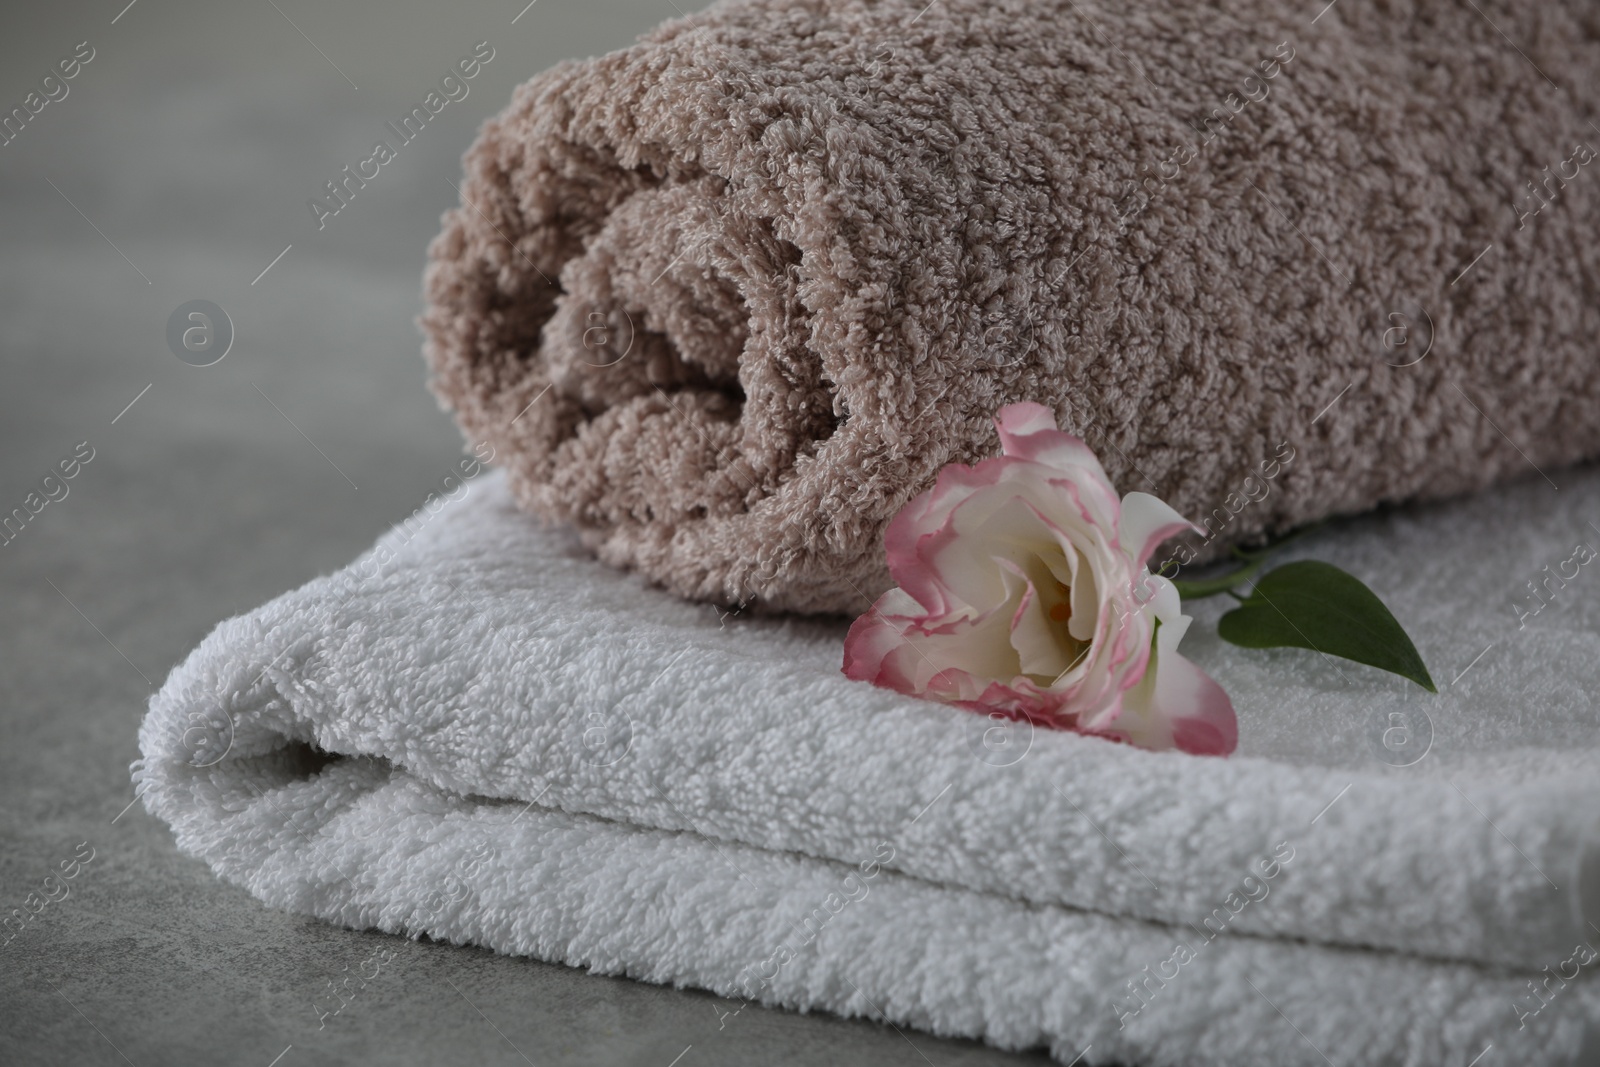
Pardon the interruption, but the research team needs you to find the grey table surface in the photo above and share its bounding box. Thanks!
[0,2,1059,1064]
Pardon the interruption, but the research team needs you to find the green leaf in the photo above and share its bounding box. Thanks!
[1217,560,1437,692]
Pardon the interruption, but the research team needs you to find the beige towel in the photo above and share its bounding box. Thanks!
[423,0,1600,614]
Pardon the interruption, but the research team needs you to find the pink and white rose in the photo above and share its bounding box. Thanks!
[842,403,1236,756]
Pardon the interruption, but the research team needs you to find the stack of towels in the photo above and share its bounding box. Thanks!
[140,0,1600,1062]
[137,468,1600,1066]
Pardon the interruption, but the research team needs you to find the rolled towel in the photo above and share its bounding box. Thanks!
[423,0,1600,614]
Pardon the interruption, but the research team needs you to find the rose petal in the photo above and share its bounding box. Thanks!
[999,559,1078,681]
[924,489,1051,613]
[842,600,914,687]
[1066,546,1100,643]
[1150,651,1238,756]
[1119,491,1199,568]
[995,403,1106,480]
[1103,578,1237,754]
[872,587,924,619]
[888,456,1043,616]
[883,460,1001,614]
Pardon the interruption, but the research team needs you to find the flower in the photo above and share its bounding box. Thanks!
[842,402,1236,755]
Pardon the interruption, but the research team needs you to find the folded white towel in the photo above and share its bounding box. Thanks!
[136,468,1600,1066]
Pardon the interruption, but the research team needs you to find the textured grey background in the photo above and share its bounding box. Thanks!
[0,2,1054,1064]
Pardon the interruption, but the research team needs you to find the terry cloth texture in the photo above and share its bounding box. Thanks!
[137,467,1600,1067]
[422,0,1600,614]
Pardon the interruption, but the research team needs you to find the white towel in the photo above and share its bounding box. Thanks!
[136,468,1600,1066]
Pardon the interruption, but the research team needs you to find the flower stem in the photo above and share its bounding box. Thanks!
[1170,554,1270,601]
[1168,521,1327,601]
